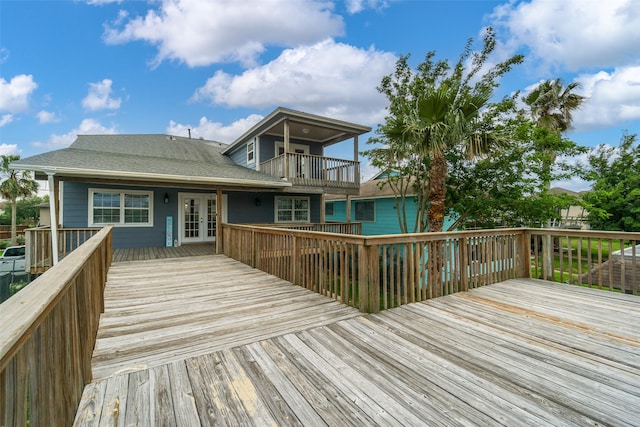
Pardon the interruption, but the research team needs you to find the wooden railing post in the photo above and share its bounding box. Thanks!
[358,242,380,313]
[459,237,468,292]
[517,230,531,278]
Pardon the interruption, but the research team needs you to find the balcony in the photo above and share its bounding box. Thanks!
[260,153,359,191]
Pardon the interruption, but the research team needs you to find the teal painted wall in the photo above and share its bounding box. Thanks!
[325,196,457,235]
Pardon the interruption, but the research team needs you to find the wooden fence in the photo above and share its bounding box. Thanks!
[0,225,28,241]
[223,225,640,312]
[24,227,102,274]
[0,226,112,426]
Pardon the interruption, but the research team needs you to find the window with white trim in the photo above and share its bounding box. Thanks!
[89,189,153,227]
[354,200,375,221]
[247,139,255,164]
[275,196,309,222]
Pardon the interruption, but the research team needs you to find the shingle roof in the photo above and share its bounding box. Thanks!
[12,134,290,188]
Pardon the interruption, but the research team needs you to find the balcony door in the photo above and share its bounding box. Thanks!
[178,193,227,244]
[276,141,309,178]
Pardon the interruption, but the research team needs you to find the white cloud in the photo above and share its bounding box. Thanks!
[167,114,263,144]
[0,114,14,127]
[104,0,345,68]
[0,144,20,156]
[0,48,8,64]
[33,119,117,149]
[0,74,37,113]
[82,79,122,111]
[345,0,389,14]
[192,39,394,126]
[573,66,640,130]
[37,110,60,124]
[491,0,640,71]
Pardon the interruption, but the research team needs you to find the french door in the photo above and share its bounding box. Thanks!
[178,193,226,244]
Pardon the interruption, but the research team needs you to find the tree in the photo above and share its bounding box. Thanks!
[524,78,586,138]
[0,195,47,227]
[582,132,640,231]
[366,28,523,232]
[0,155,39,245]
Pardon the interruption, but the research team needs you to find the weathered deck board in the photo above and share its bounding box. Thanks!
[75,255,640,426]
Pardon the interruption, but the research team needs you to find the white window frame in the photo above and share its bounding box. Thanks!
[354,200,375,222]
[88,188,154,227]
[274,196,310,223]
[247,139,255,164]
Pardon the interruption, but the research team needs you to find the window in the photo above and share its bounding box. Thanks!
[247,139,255,164]
[275,196,309,222]
[354,200,375,221]
[325,201,334,216]
[89,189,153,227]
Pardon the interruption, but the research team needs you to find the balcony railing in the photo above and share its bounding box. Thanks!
[260,153,359,189]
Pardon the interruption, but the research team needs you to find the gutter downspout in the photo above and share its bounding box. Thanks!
[47,172,59,265]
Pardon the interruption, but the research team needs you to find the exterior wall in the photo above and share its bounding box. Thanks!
[227,140,255,169]
[326,196,457,235]
[63,182,323,248]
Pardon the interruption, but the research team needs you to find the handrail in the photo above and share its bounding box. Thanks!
[0,226,112,426]
[222,225,640,313]
[24,227,102,274]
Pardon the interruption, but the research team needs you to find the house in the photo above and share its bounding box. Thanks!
[550,187,589,230]
[11,107,370,249]
[325,173,457,235]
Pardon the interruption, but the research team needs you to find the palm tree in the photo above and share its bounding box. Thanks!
[524,78,586,146]
[373,28,523,232]
[0,155,39,245]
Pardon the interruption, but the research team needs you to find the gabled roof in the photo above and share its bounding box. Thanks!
[11,134,291,188]
[223,107,371,154]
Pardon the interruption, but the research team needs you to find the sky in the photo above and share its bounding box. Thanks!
[1,0,639,192]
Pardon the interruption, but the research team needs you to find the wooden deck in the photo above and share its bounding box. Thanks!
[74,255,640,426]
[112,243,215,262]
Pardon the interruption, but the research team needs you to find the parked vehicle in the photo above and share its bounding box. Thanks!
[0,245,26,273]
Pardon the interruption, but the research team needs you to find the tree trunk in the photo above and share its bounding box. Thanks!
[427,155,447,232]
[10,199,17,246]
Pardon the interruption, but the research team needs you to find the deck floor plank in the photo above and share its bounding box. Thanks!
[73,254,640,426]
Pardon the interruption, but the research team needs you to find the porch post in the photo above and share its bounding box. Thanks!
[354,135,359,185]
[47,172,59,265]
[284,119,290,180]
[320,194,325,223]
[216,188,223,254]
[345,195,351,223]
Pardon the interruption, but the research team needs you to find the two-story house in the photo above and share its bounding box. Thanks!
[11,107,370,249]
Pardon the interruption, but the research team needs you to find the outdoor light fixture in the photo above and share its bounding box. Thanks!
[164,193,169,204]
[255,197,261,206]
[302,128,310,134]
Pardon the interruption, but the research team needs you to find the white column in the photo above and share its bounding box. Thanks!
[47,172,59,265]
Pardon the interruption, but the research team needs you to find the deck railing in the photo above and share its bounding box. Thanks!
[24,227,102,274]
[223,225,640,312]
[260,153,359,189]
[258,222,362,235]
[529,228,639,293]
[0,226,112,426]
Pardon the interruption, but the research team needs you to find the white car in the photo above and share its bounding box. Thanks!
[0,245,26,273]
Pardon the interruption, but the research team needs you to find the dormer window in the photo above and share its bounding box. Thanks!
[247,139,255,164]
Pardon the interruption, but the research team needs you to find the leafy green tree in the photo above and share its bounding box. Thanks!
[366,27,523,232]
[447,118,584,228]
[582,132,640,231]
[0,155,39,245]
[0,195,47,227]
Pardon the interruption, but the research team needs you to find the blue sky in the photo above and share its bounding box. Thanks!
[1,0,639,191]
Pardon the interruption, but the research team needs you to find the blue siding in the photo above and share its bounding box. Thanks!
[63,183,324,248]
[227,141,253,169]
[63,182,180,249]
[326,196,457,235]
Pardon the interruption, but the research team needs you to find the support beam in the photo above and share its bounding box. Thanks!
[354,135,360,185]
[47,173,59,265]
[345,195,352,223]
[320,194,325,223]
[284,119,290,180]
[216,188,223,254]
